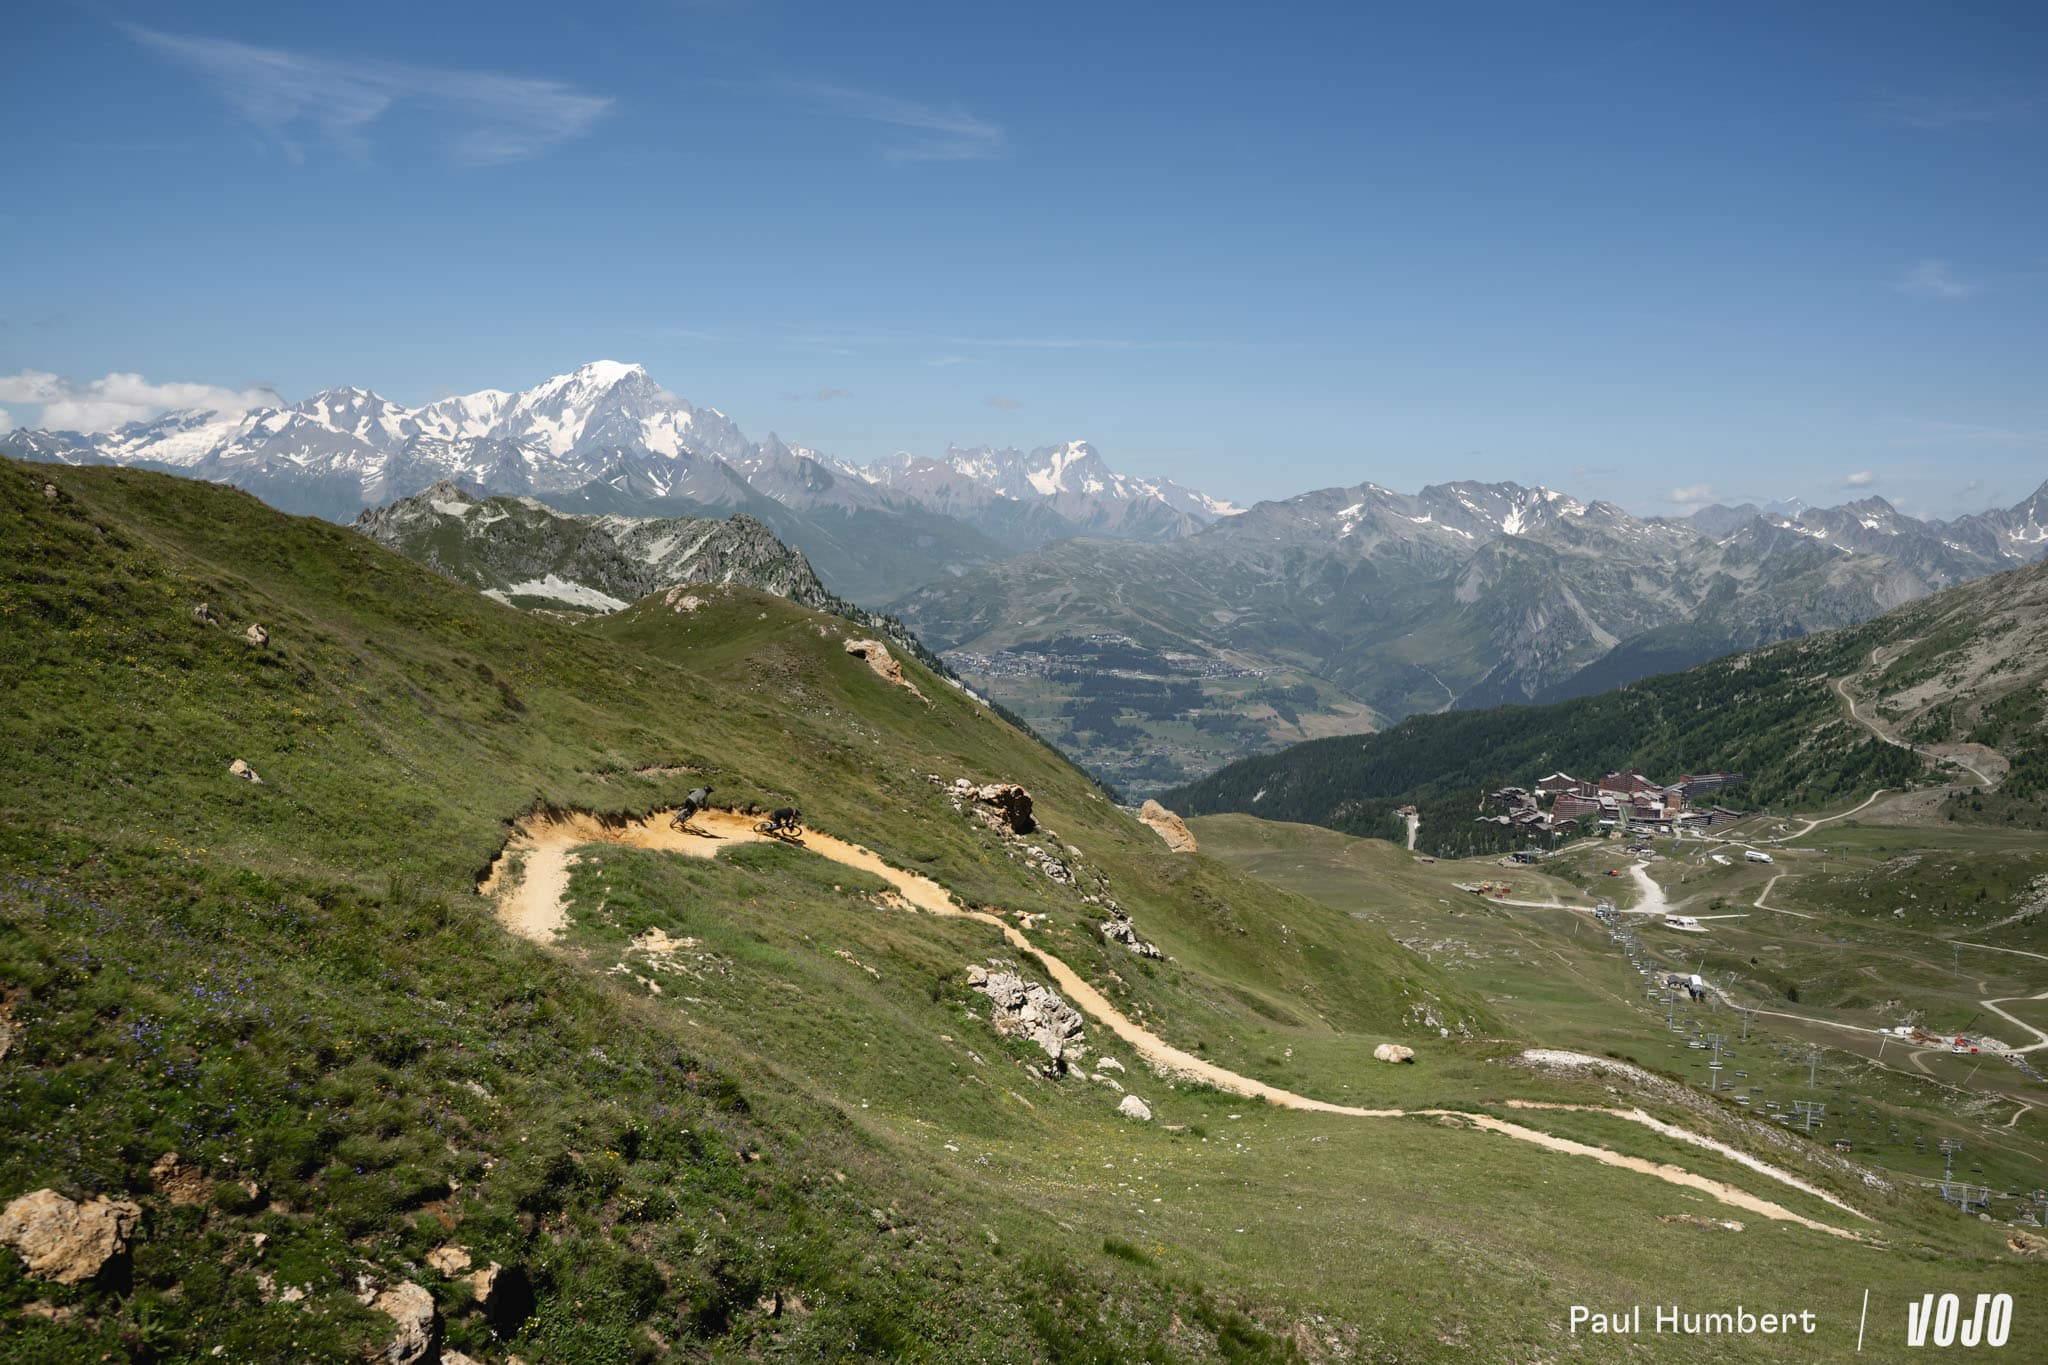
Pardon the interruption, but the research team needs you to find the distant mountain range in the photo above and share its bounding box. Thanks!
[12,359,2046,797]
[895,477,2048,793]
[0,360,1234,603]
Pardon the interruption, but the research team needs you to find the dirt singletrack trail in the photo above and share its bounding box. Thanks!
[482,806,1870,1238]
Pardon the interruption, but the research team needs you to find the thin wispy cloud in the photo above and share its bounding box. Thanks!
[814,387,851,402]
[773,80,1003,162]
[982,396,1023,411]
[1838,470,1879,490]
[1891,259,1980,300]
[126,26,613,165]
[1665,483,1717,507]
[1869,91,2035,131]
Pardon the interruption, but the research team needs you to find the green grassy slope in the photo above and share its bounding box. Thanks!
[5,461,2042,1362]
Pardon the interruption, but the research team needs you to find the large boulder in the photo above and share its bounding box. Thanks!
[228,758,263,785]
[368,1281,438,1364]
[1137,800,1199,853]
[843,638,925,700]
[973,783,1035,835]
[1118,1094,1153,1122]
[0,1189,142,1285]
[1373,1043,1416,1065]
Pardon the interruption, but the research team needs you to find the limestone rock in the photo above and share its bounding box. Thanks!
[1094,1056,1125,1074]
[191,602,221,626]
[1373,1043,1416,1064]
[843,638,926,700]
[1100,917,1162,959]
[368,1281,438,1364]
[244,623,270,648]
[968,963,1084,1065]
[426,1244,472,1276]
[961,781,1035,835]
[1117,1094,1153,1122]
[0,1020,13,1062]
[1137,800,1199,853]
[42,483,59,502]
[228,758,263,784]
[0,1189,142,1285]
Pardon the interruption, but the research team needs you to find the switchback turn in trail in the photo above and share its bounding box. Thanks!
[482,807,1871,1239]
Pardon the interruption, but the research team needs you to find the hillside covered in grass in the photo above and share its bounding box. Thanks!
[0,459,1491,1359]
[8,459,2043,1362]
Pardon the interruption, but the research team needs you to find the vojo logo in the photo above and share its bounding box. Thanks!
[1904,1293,2014,1349]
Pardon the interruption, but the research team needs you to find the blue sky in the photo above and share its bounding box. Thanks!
[4,1,2044,515]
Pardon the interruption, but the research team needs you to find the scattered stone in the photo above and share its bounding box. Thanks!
[149,1152,213,1206]
[1095,1056,1125,1074]
[442,1353,485,1365]
[0,1189,142,1285]
[21,1300,72,1323]
[1091,1072,1125,1093]
[426,1244,472,1276]
[1373,1043,1416,1065]
[42,483,59,502]
[843,638,926,700]
[967,962,1085,1067]
[1137,800,1199,853]
[244,623,269,648]
[191,602,220,626]
[368,1281,437,1364]
[227,758,263,784]
[1100,916,1163,959]
[1118,1094,1153,1122]
[0,1020,13,1063]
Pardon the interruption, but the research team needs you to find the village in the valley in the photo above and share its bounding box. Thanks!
[1476,767,1749,838]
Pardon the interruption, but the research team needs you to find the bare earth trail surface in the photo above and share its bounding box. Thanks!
[482,808,1871,1239]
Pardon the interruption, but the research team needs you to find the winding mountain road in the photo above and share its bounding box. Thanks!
[482,806,1868,1238]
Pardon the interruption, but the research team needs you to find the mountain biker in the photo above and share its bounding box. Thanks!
[763,806,802,835]
[674,785,713,830]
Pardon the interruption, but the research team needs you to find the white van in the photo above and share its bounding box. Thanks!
[1744,849,1773,864]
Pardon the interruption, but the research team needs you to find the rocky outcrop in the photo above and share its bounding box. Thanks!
[1373,1043,1416,1064]
[1117,1094,1153,1122]
[948,778,1035,835]
[966,963,1085,1069]
[426,1244,472,1276]
[0,1189,142,1284]
[1099,912,1162,959]
[1137,800,1199,853]
[844,638,926,700]
[228,758,263,784]
[367,1281,438,1364]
